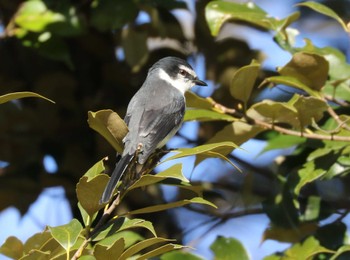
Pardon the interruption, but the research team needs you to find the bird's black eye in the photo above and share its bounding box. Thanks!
[179,69,187,76]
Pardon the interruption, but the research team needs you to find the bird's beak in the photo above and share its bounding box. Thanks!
[193,77,207,86]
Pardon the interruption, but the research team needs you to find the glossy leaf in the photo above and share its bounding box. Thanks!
[76,175,109,216]
[247,99,299,127]
[185,91,213,110]
[97,231,143,249]
[48,219,83,251]
[263,223,318,243]
[87,109,128,154]
[208,121,264,146]
[0,91,55,104]
[84,158,106,180]
[92,218,156,242]
[184,109,235,122]
[278,52,329,91]
[127,164,188,191]
[125,197,217,215]
[94,238,125,260]
[14,0,65,32]
[210,236,249,260]
[297,2,349,32]
[261,134,306,154]
[284,236,334,259]
[120,237,174,259]
[0,236,24,259]
[136,243,185,260]
[164,142,239,162]
[260,75,321,97]
[290,94,328,128]
[230,61,260,109]
[161,251,203,260]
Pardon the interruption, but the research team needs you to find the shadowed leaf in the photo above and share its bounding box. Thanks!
[0,236,24,259]
[0,91,55,104]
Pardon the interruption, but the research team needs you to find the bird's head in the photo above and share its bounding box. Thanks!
[149,56,207,94]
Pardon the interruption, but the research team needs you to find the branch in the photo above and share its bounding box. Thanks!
[209,98,350,142]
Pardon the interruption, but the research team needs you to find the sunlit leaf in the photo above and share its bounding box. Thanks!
[136,243,185,260]
[284,236,334,258]
[94,238,124,260]
[97,231,143,249]
[210,236,249,260]
[230,61,260,109]
[125,197,217,215]
[23,230,53,254]
[48,219,83,252]
[297,2,349,32]
[0,91,55,104]
[84,158,106,180]
[184,109,235,122]
[331,245,350,260]
[161,251,203,260]
[261,134,306,154]
[261,76,321,97]
[0,236,24,259]
[278,52,329,92]
[120,237,174,259]
[247,99,299,127]
[92,218,156,242]
[185,91,213,110]
[76,175,109,216]
[295,161,327,195]
[263,223,318,243]
[87,109,128,154]
[127,164,188,191]
[208,121,264,146]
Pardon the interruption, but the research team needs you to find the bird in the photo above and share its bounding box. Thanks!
[100,56,207,204]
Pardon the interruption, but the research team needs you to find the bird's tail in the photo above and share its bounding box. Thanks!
[100,154,134,204]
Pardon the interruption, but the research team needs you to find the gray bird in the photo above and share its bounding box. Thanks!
[100,56,207,204]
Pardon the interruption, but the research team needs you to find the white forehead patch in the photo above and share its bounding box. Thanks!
[158,68,193,94]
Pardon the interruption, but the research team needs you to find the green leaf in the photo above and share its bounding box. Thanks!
[90,0,138,31]
[230,61,260,109]
[208,121,264,146]
[261,75,321,98]
[125,197,217,215]
[284,236,334,259]
[20,249,50,260]
[14,0,65,32]
[48,219,83,252]
[161,251,203,260]
[263,223,318,243]
[23,230,53,254]
[84,158,106,180]
[92,218,156,242]
[164,142,239,162]
[290,94,328,129]
[331,245,350,260]
[295,160,327,195]
[122,28,148,72]
[278,52,329,92]
[210,236,249,260]
[0,236,24,259]
[297,1,349,32]
[127,164,188,191]
[0,91,55,104]
[94,238,125,260]
[184,109,235,122]
[246,99,299,127]
[261,134,306,154]
[76,175,109,216]
[97,231,143,249]
[136,243,186,260]
[120,237,174,259]
[87,109,128,154]
[185,91,213,110]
